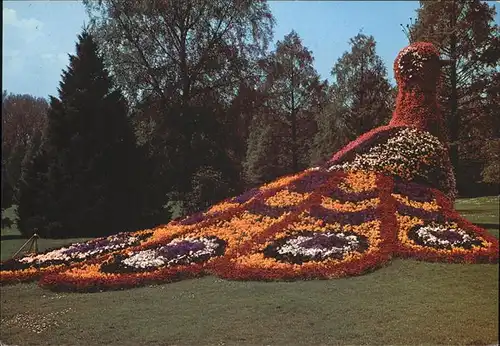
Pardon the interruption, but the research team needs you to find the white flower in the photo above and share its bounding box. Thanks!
[275,232,361,260]
[18,233,143,265]
[415,224,478,248]
[328,128,447,183]
[119,237,222,269]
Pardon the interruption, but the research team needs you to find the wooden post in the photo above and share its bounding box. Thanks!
[11,231,40,259]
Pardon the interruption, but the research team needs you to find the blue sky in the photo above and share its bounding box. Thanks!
[3,1,499,99]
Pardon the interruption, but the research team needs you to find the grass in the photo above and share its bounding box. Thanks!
[1,197,498,346]
[1,206,90,261]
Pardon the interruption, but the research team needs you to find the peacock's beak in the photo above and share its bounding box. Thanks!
[439,59,453,66]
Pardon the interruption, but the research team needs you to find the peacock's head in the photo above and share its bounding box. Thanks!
[394,42,451,91]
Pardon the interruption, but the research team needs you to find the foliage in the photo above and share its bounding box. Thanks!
[185,166,233,214]
[244,30,326,185]
[481,139,500,185]
[84,0,274,107]
[244,118,285,186]
[84,0,275,207]
[408,0,500,195]
[330,32,393,139]
[1,91,48,210]
[310,88,351,166]
[15,29,157,238]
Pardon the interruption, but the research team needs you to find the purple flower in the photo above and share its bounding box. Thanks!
[309,206,378,225]
[179,212,207,225]
[437,230,463,242]
[157,240,206,259]
[327,188,378,203]
[407,223,484,250]
[247,200,294,218]
[396,203,446,223]
[231,188,260,204]
[263,230,369,264]
[62,233,132,255]
[289,171,330,193]
[393,180,434,202]
[299,234,349,249]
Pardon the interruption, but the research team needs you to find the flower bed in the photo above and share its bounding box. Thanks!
[262,230,370,264]
[395,213,498,263]
[394,187,499,263]
[5,42,494,292]
[38,173,329,291]
[210,216,393,281]
[328,127,456,200]
[39,236,227,292]
[209,172,395,281]
[172,171,312,226]
[101,236,226,273]
[0,230,153,284]
[3,167,498,292]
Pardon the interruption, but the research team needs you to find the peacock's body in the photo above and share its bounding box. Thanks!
[1,42,498,292]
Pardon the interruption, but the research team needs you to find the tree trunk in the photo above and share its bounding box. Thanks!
[291,108,298,172]
[290,64,298,172]
[448,0,459,175]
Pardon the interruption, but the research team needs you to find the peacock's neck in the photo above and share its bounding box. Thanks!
[389,87,446,142]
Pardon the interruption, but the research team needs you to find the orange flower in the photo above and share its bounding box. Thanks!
[265,189,311,207]
[205,201,240,215]
[321,197,379,212]
[339,171,378,193]
[259,171,306,192]
[395,213,497,262]
[392,194,439,211]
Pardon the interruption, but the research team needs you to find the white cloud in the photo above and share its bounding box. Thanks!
[3,7,44,43]
[57,53,69,65]
[40,52,70,65]
[41,53,54,60]
[3,49,24,74]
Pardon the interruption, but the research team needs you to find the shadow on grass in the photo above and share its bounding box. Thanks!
[473,223,500,230]
[0,234,27,241]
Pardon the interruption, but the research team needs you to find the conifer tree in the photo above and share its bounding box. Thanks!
[244,115,286,187]
[310,88,351,166]
[16,29,156,238]
[330,32,393,139]
[244,31,326,185]
[407,0,499,195]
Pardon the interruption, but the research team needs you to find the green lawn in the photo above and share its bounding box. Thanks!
[1,206,90,261]
[1,197,498,346]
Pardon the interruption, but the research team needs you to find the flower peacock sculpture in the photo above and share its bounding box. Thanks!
[1,42,498,292]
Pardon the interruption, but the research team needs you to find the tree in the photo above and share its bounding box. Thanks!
[16,29,157,238]
[244,31,326,185]
[1,92,48,210]
[310,87,351,166]
[407,0,500,195]
[481,139,500,185]
[244,112,288,186]
[84,0,275,205]
[330,32,393,139]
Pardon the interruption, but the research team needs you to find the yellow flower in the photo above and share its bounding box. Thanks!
[392,194,439,211]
